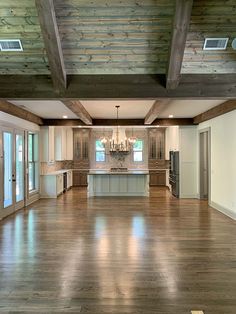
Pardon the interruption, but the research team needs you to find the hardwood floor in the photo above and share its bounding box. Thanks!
[0,187,235,313]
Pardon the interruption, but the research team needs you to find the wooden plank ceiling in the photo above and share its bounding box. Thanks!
[0,0,236,98]
[0,0,49,74]
[0,0,174,75]
[54,0,174,74]
[182,0,236,74]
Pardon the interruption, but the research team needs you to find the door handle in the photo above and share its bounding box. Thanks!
[12,179,16,182]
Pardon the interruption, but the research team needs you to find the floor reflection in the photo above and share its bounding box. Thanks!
[0,187,235,313]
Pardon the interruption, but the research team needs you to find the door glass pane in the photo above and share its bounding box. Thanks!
[28,133,33,162]
[28,162,35,191]
[4,132,13,208]
[16,134,24,203]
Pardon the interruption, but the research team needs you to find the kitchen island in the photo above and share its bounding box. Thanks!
[87,170,149,197]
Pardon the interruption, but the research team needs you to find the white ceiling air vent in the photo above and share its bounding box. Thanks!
[0,39,23,52]
[203,38,229,50]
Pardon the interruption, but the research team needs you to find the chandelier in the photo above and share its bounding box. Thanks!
[100,128,107,144]
[109,106,136,153]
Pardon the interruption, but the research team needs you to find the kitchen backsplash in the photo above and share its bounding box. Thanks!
[90,129,149,170]
[41,160,73,174]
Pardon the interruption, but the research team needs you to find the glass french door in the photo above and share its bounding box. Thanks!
[2,128,25,212]
[3,131,13,209]
[15,132,24,209]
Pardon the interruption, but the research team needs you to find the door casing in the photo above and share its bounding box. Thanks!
[199,127,211,203]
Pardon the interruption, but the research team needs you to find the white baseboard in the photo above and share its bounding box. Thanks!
[26,193,40,206]
[40,195,57,199]
[180,194,198,199]
[210,201,236,220]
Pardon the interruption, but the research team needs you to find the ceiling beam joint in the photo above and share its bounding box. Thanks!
[62,100,92,125]
[145,99,171,124]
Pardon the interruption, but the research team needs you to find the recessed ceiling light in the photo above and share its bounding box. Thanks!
[62,115,68,119]
[169,114,174,118]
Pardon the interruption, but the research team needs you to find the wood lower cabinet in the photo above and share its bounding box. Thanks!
[73,170,88,186]
[149,171,166,186]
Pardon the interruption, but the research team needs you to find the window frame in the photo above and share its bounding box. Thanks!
[132,139,144,163]
[95,139,106,162]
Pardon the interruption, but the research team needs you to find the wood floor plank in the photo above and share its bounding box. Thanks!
[0,187,235,313]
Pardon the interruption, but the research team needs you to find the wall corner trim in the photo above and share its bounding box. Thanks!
[210,201,236,220]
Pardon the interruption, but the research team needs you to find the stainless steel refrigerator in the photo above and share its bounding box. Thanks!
[169,151,179,198]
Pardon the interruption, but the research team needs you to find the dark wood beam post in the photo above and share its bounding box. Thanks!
[0,100,43,125]
[166,0,193,90]
[1,74,236,99]
[194,100,236,124]
[35,0,67,92]
[145,99,170,124]
[62,100,92,125]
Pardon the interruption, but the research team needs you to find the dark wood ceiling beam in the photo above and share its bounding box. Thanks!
[0,100,43,125]
[43,118,193,127]
[194,100,236,124]
[62,100,92,125]
[1,74,236,99]
[93,119,145,126]
[166,0,193,90]
[35,0,67,92]
[43,119,85,127]
[145,99,171,124]
[152,118,193,126]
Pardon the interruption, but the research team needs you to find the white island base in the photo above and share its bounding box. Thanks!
[88,171,149,197]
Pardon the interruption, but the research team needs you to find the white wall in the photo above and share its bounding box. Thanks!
[165,126,198,197]
[165,126,179,159]
[198,110,236,220]
[179,126,198,198]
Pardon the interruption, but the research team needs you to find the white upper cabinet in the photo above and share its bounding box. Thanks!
[40,126,55,162]
[55,127,67,161]
[40,126,73,162]
[55,127,73,161]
